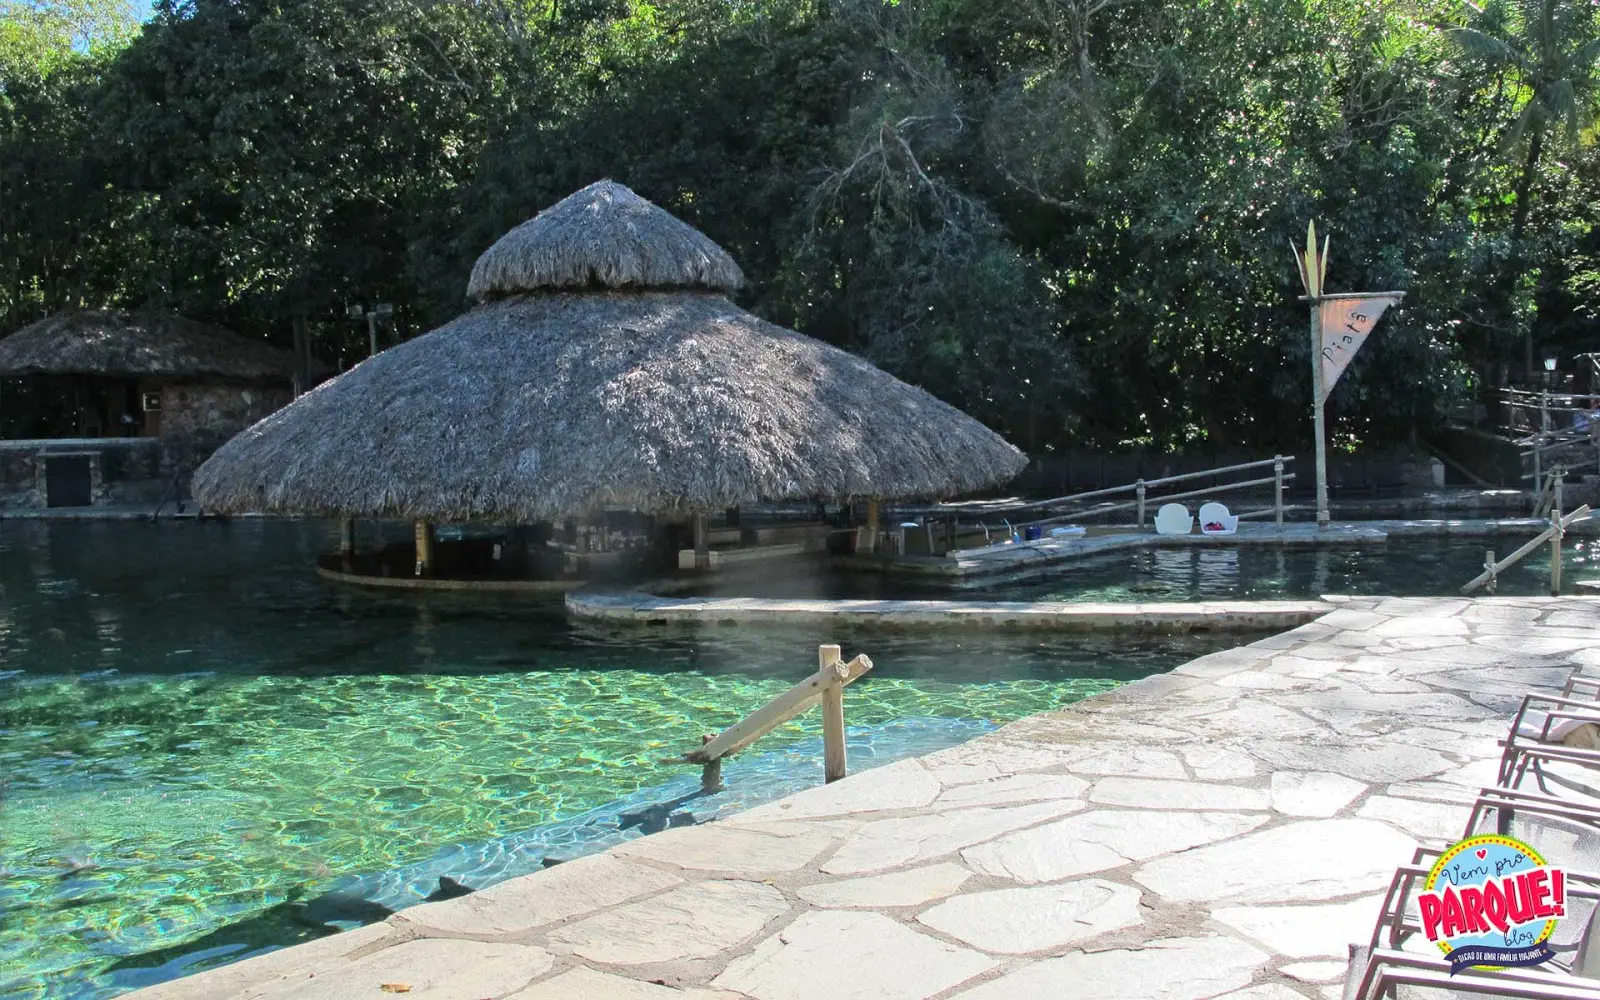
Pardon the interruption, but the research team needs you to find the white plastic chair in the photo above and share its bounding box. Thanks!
[1153,503,1193,535]
[1198,502,1238,535]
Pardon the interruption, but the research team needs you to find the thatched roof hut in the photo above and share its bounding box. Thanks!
[0,311,301,382]
[192,180,1026,522]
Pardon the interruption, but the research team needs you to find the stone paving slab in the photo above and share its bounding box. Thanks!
[123,596,1600,1000]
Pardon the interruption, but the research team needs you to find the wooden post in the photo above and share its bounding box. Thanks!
[367,312,380,357]
[688,652,874,764]
[339,517,355,556]
[1485,549,1497,594]
[692,512,710,570]
[1534,391,1546,498]
[1274,456,1285,526]
[1552,502,1565,597]
[414,520,434,576]
[700,734,722,793]
[819,645,848,784]
[1135,480,1147,527]
[866,499,880,554]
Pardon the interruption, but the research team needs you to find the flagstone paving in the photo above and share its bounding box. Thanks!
[124,595,1600,1000]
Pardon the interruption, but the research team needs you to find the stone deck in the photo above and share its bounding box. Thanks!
[566,593,1333,632]
[859,517,1598,580]
[125,596,1600,1000]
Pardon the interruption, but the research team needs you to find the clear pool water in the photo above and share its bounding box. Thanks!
[0,520,1244,1000]
[687,536,1600,601]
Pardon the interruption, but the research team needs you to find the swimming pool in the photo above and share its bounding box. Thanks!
[0,520,1246,1000]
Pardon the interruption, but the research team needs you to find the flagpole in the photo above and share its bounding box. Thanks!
[1311,297,1329,530]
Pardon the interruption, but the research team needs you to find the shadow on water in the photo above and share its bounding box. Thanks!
[101,877,476,983]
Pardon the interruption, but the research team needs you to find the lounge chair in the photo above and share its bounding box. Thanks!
[1499,694,1600,798]
[1154,503,1193,536]
[1340,686,1600,1000]
[1198,501,1238,535]
[1343,856,1600,999]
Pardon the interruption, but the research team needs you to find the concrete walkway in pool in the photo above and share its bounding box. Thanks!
[858,517,1599,580]
[126,595,1600,1000]
[566,592,1333,631]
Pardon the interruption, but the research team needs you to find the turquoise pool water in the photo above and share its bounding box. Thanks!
[0,520,1244,1000]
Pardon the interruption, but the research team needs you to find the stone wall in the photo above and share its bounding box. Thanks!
[155,381,292,480]
[0,439,165,508]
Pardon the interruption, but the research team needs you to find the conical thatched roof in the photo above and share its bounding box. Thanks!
[469,180,744,299]
[192,182,1026,522]
[0,310,301,382]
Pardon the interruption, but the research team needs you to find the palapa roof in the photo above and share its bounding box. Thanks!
[192,180,1026,522]
[0,310,301,382]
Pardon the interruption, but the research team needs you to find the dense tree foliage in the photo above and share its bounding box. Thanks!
[3,0,1600,451]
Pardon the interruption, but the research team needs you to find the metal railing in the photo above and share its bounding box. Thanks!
[1503,388,1600,485]
[680,645,873,792]
[924,455,1299,534]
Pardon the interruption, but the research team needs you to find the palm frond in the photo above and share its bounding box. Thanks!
[1499,98,1544,154]
[1445,25,1523,66]
[1544,77,1582,137]
[1569,36,1600,72]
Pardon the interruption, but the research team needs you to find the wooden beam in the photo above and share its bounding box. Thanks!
[339,518,355,556]
[820,645,848,783]
[686,652,873,764]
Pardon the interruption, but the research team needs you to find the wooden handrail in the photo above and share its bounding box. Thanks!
[1461,505,1592,595]
[683,645,874,789]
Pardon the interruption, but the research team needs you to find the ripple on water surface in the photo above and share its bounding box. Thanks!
[0,519,1248,1000]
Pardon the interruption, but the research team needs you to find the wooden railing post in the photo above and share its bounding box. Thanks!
[1485,549,1497,595]
[692,512,710,570]
[414,520,434,576]
[1273,456,1285,526]
[819,645,848,783]
[700,734,722,793]
[1552,499,1565,597]
[1135,480,1147,527]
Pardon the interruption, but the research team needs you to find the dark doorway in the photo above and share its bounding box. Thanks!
[45,456,92,507]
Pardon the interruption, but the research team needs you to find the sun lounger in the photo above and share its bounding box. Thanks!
[1343,858,1600,999]
[1498,694,1600,800]
[1198,501,1239,535]
[1154,503,1193,535]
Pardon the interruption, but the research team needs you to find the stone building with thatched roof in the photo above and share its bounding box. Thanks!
[0,311,304,508]
[193,180,1026,579]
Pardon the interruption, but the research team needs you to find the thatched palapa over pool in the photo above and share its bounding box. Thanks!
[192,180,1026,525]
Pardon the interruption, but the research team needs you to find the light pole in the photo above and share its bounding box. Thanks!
[348,302,395,359]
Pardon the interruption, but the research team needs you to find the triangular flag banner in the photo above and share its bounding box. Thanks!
[1318,294,1403,404]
